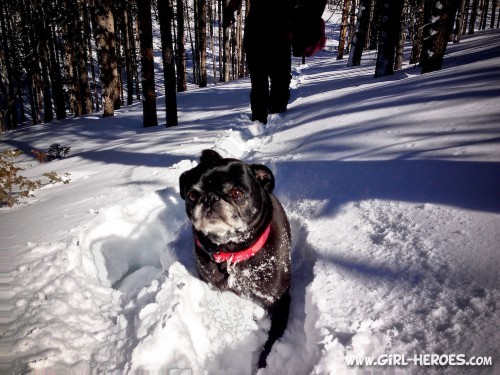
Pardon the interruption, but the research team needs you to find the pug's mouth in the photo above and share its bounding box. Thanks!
[192,208,250,245]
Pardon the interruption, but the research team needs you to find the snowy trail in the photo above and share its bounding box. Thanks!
[3,30,500,374]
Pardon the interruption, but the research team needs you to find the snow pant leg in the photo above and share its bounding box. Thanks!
[246,45,270,124]
[269,42,292,114]
[244,19,274,125]
[249,73,270,124]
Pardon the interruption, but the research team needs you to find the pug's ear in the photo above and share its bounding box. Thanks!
[251,164,275,193]
[179,171,188,200]
[200,149,222,163]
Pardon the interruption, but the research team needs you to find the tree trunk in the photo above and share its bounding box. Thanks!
[491,0,498,28]
[95,0,118,117]
[19,1,40,125]
[137,0,158,127]
[410,0,425,64]
[374,0,404,77]
[158,0,179,126]
[346,0,357,55]
[497,1,499,27]
[218,0,223,82]
[30,27,43,123]
[49,23,67,119]
[394,1,407,70]
[468,0,479,34]
[121,6,134,106]
[454,0,467,43]
[338,0,351,59]
[368,0,379,50]
[88,2,101,112]
[236,0,245,78]
[461,0,470,35]
[223,0,231,82]
[480,0,490,30]
[421,0,459,74]
[209,0,217,84]
[64,0,90,117]
[185,0,198,83]
[129,3,141,101]
[113,11,123,110]
[348,0,373,66]
[176,0,187,92]
[197,0,208,87]
[40,33,54,123]
[0,1,18,130]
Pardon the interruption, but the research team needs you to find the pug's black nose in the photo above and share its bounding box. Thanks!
[202,194,219,207]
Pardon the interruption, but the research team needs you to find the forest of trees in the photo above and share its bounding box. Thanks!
[0,0,498,132]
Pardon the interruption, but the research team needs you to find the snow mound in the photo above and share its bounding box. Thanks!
[118,262,269,374]
[301,200,500,374]
[7,240,120,372]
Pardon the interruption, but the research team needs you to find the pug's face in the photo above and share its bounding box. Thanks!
[179,150,275,246]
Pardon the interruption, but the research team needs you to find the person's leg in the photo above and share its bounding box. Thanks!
[249,75,269,123]
[269,42,292,114]
[244,19,271,124]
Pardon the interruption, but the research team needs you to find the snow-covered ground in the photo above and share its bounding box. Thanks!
[2,29,500,374]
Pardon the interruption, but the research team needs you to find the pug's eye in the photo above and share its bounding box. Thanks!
[187,190,199,202]
[230,188,244,200]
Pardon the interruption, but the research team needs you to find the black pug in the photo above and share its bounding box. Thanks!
[179,149,291,368]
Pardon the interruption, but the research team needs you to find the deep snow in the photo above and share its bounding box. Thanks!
[1,29,500,374]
